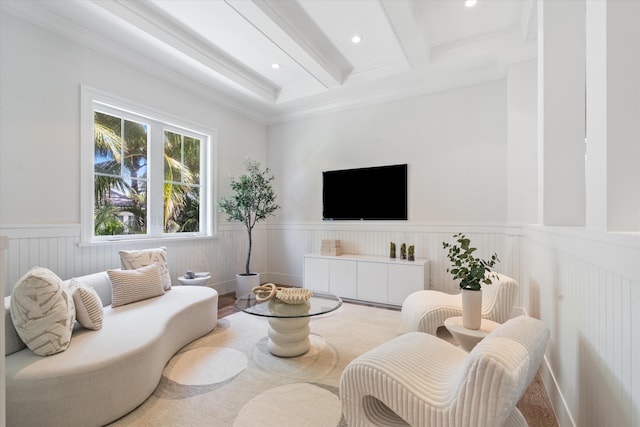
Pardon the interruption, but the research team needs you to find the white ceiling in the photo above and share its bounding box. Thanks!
[2,0,537,123]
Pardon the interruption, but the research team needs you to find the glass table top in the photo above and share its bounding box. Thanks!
[235,290,342,318]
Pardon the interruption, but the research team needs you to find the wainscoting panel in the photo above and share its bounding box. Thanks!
[0,224,263,297]
[521,227,640,427]
[265,223,521,299]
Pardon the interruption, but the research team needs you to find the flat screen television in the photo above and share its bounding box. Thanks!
[322,164,408,220]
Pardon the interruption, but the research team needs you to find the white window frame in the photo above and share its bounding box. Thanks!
[80,86,217,244]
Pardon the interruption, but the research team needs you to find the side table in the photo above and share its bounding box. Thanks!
[177,275,211,286]
[444,316,500,352]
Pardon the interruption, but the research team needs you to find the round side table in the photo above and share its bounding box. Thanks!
[177,275,211,286]
[444,316,500,352]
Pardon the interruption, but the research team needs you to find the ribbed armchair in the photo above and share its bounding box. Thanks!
[339,315,549,427]
[401,273,519,335]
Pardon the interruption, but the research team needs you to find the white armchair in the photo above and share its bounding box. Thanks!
[339,315,549,427]
[401,273,519,335]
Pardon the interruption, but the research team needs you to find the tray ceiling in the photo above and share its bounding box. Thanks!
[2,0,537,123]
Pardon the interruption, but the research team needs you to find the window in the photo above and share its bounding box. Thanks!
[81,87,215,243]
[93,111,149,236]
[163,130,202,233]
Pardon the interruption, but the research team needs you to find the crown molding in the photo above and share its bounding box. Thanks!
[431,27,523,62]
[2,0,539,127]
[0,0,273,124]
[379,0,430,68]
[93,0,278,103]
[267,64,505,124]
[497,41,538,74]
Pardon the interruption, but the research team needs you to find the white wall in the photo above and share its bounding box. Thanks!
[0,12,269,295]
[537,0,586,226]
[265,81,511,295]
[521,227,639,427]
[606,0,640,232]
[507,60,538,225]
[586,0,640,232]
[268,81,508,225]
[0,13,266,225]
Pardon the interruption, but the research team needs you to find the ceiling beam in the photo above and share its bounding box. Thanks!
[379,0,430,69]
[91,0,279,103]
[226,0,352,90]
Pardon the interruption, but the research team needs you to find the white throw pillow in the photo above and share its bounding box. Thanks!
[108,263,165,308]
[68,279,104,330]
[119,247,172,291]
[10,267,76,356]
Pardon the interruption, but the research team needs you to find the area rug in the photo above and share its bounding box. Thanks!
[109,303,405,426]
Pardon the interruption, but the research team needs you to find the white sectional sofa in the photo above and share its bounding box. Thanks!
[4,271,219,427]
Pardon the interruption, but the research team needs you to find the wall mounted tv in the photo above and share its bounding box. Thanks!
[322,164,408,221]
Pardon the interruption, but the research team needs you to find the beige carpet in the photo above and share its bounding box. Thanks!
[109,303,554,426]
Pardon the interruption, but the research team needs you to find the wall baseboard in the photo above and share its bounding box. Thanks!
[540,359,575,427]
[520,307,574,427]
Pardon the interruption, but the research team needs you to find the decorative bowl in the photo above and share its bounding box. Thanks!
[276,288,313,304]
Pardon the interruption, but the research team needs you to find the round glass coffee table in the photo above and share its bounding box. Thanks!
[235,290,342,357]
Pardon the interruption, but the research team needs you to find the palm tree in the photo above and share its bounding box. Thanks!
[163,131,200,232]
[93,113,200,236]
[94,112,147,235]
[93,202,124,235]
[94,116,125,205]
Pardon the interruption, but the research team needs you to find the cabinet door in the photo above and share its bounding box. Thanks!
[304,257,329,292]
[329,259,357,299]
[357,262,388,303]
[388,264,425,305]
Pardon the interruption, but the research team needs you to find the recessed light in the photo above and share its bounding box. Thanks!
[465,0,477,7]
[351,35,362,44]
[271,63,280,69]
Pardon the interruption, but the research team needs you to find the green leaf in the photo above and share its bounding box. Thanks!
[217,159,280,275]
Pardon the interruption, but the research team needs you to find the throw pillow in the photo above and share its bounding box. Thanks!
[10,267,76,356]
[68,279,104,330]
[108,263,165,308]
[119,247,172,291]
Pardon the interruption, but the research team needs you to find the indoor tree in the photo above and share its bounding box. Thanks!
[218,159,280,276]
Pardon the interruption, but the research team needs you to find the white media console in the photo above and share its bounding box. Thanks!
[303,253,430,306]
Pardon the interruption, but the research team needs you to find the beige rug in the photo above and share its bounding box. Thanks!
[109,303,556,426]
[109,303,404,426]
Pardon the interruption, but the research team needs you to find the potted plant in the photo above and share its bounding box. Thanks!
[218,159,280,297]
[442,233,499,329]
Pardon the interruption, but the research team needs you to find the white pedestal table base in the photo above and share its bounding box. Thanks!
[267,317,311,357]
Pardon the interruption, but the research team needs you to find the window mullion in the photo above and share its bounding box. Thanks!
[149,123,165,236]
[181,135,186,184]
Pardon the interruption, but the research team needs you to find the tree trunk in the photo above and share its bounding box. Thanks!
[245,228,252,275]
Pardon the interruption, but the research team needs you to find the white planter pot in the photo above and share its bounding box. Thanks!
[236,273,260,298]
[461,288,482,330]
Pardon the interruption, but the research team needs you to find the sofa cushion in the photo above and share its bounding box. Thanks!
[4,296,26,355]
[69,278,104,330]
[10,267,76,356]
[62,271,113,307]
[119,247,171,291]
[108,264,165,307]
